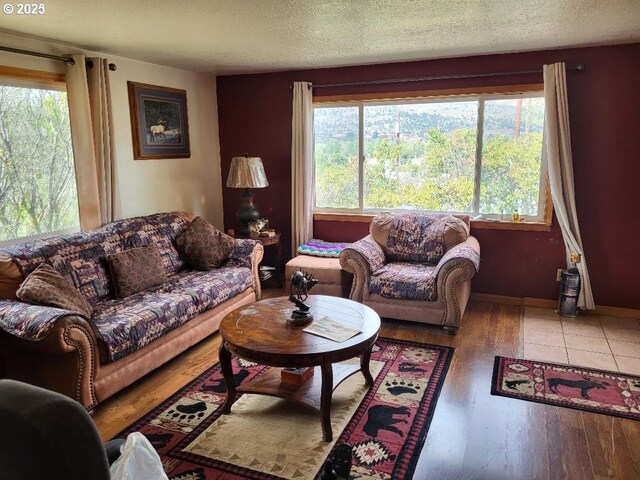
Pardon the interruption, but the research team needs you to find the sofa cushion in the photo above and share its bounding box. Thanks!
[91,266,252,361]
[0,231,113,304]
[107,244,167,299]
[384,213,468,264]
[104,212,191,276]
[16,264,93,318]
[371,213,470,254]
[176,217,235,270]
[369,262,438,302]
[0,212,192,306]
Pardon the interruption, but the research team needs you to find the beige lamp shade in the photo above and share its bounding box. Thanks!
[226,156,269,188]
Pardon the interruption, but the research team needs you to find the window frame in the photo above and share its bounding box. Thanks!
[312,84,552,228]
[0,65,80,246]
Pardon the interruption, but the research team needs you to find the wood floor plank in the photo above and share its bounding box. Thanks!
[92,295,640,478]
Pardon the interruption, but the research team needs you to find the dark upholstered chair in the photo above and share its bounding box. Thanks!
[0,379,124,480]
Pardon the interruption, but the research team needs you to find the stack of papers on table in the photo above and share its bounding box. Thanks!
[303,316,361,343]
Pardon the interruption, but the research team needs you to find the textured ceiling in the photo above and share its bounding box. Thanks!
[0,0,639,74]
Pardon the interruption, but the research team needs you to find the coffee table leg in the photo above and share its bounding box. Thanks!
[361,344,374,386]
[320,360,334,442]
[219,342,236,414]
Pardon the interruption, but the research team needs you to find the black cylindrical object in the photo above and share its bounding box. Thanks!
[558,267,581,317]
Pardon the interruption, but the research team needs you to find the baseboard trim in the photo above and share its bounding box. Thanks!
[591,305,640,319]
[470,293,640,319]
[523,297,557,309]
[470,293,522,306]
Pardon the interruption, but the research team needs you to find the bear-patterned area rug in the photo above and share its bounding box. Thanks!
[492,356,640,421]
[115,337,453,480]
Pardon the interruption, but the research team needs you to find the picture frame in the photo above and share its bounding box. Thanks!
[127,81,191,159]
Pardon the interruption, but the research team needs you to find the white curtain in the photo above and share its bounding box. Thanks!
[543,62,595,309]
[87,58,119,224]
[66,54,101,231]
[66,54,118,230]
[291,82,314,254]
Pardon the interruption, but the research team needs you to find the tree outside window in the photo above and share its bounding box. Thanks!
[0,83,80,243]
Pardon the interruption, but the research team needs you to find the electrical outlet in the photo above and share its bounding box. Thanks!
[556,269,563,282]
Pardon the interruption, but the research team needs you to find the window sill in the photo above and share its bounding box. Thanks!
[470,220,551,232]
[313,212,551,232]
[314,212,374,223]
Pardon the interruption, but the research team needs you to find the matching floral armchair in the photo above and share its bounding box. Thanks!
[339,213,480,334]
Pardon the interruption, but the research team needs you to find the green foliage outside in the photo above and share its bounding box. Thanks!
[314,98,544,217]
[0,86,79,242]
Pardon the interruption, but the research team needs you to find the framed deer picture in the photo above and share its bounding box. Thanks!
[127,82,191,159]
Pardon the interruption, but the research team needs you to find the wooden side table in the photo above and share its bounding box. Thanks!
[234,232,282,287]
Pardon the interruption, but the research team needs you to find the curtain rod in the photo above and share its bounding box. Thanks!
[0,45,117,71]
[291,64,584,90]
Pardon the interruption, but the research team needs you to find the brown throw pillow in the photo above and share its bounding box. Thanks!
[16,263,93,317]
[107,244,167,299]
[175,216,235,270]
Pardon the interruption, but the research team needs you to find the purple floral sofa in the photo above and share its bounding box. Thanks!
[0,212,263,409]
[339,213,480,334]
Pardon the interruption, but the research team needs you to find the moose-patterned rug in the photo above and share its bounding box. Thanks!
[116,338,453,479]
[492,356,640,421]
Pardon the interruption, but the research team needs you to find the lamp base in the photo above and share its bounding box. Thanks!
[237,189,261,236]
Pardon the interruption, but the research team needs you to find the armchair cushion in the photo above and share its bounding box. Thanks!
[385,213,468,264]
[371,213,469,262]
[369,239,481,303]
[370,262,438,301]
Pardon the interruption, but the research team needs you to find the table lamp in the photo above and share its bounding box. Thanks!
[226,155,269,236]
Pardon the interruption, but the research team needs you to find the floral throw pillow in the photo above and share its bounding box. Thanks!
[16,263,93,317]
[175,216,235,270]
[107,244,167,298]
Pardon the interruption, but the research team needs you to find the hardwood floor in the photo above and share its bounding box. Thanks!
[93,295,640,479]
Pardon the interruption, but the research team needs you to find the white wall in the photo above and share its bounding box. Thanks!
[0,31,224,227]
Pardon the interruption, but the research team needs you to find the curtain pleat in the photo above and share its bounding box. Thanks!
[290,82,314,254]
[87,58,119,223]
[66,54,101,231]
[543,63,595,309]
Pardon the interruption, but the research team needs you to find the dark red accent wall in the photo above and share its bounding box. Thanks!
[217,43,640,308]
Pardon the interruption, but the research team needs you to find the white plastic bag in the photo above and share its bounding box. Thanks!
[109,432,169,480]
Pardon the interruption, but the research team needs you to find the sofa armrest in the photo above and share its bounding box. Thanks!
[0,301,98,354]
[339,235,385,302]
[0,303,100,409]
[435,236,480,330]
[224,239,264,300]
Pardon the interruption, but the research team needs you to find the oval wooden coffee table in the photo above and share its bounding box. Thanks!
[218,295,381,442]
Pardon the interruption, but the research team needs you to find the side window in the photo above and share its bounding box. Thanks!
[0,79,80,244]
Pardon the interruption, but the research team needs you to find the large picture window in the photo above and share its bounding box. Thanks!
[0,76,80,245]
[314,91,547,221]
